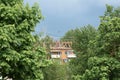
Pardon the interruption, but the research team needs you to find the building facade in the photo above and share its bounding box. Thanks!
[50,41,76,63]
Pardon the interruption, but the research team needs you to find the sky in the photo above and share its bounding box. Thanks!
[24,0,120,39]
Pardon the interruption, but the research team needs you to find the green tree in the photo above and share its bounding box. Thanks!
[102,5,120,18]
[71,25,97,76]
[40,35,54,53]
[77,5,120,80]
[78,56,120,80]
[43,62,70,80]
[98,5,120,57]
[62,25,97,77]
[61,29,75,42]
[36,35,54,59]
[0,0,49,79]
[97,17,120,56]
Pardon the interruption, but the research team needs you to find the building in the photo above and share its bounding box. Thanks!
[50,41,76,63]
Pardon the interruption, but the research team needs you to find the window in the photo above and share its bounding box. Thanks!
[58,52,61,55]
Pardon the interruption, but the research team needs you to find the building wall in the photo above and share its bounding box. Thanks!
[50,41,76,63]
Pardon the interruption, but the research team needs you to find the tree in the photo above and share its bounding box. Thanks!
[77,5,120,80]
[40,35,54,53]
[35,34,54,60]
[61,5,120,80]
[0,0,50,79]
[102,4,120,18]
[43,62,70,80]
[62,25,97,77]
[61,29,75,42]
[97,17,120,56]
[98,5,120,57]
[75,56,120,80]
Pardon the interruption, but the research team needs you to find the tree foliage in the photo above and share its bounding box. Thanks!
[61,29,75,42]
[62,25,97,76]
[61,5,120,80]
[103,4,120,18]
[40,35,54,53]
[72,5,120,80]
[0,0,49,79]
[43,62,71,80]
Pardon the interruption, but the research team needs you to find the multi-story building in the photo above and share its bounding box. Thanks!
[50,41,76,63]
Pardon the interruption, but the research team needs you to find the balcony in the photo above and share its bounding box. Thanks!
[66,50,76,58]
[51,54,60,58]
[67,54,76,58]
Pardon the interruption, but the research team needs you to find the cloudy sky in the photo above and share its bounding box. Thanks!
[24,0,120,39]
